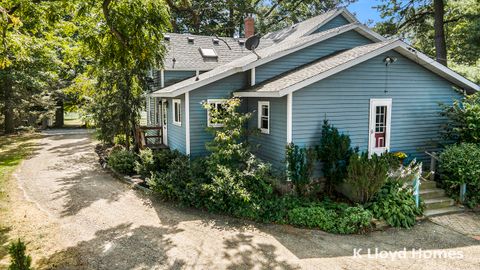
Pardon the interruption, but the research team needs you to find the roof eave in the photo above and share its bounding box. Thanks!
[394,44,480,93]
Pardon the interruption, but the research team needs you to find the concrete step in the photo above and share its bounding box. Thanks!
[424,206,464,217]
[424,197,455,210]
[421,181,437,189]
[419,188,445,199]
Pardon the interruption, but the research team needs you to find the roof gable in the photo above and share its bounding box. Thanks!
[151,24,384,97]
[234,40,480,97]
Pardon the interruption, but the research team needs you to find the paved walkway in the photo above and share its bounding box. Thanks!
[3,129,480,269]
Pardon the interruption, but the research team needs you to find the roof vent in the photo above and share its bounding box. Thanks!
[238,39,245,46]
[199,48,218,58]
[187,36,194,44]
[164,35,171,41]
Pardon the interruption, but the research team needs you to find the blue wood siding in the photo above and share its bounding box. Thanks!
[314,15,351,33]
[166,95,186,154]
[255,30,372,84]
[246,97,288,169]
[292,51,462,163]
[164,71,196,87]
[189,73,247,157]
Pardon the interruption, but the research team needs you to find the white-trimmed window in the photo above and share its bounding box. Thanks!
[207,99,227,127]
[172,99,182,126]
[258,101,270,134]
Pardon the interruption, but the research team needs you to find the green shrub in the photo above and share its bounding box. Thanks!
[345,152,389,203]
[317,120,357,193]
[287,204,372,234]
[440,93,480,144]
[288,206,337,231]
[438,143,480,207]
[8,239,31,270]
[285,143,316,196]
[336,206,373,234]
[201,97,275,218]
[107,148,136,175]
[134,148,155,178]
[148,154,206,206]
[367,179,423,228]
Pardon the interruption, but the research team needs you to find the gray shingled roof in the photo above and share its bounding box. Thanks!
[234,39,398,95]
[152,23,361,96]
[263,9,342,42]
[162,33,274,71]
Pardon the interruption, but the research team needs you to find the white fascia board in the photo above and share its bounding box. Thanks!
[233,91,281,98]
[276,40,404,97]
[242,24,358,71]
[355,25,386,42]
[394,44,480,93]
[304,9,359,37]
[150,68,241,98]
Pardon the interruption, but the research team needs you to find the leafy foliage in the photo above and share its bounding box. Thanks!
[201,97,275,218]
[285,143,316,195]
[0,0,77,133]
[107,147,136,175]
[367,179,423,228]
[438,143,480,207]
[374,0,480,82]
[317,120,356,193]
[440,93,480,144]
[287,204,372,234]
[165,0,355,37]
[345,152,389,204]
[8,239,31,270]
[134,148,155,178]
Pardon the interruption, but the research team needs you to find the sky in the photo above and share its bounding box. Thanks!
[347,0,384,25]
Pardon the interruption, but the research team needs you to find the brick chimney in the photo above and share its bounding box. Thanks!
[244,16,255,38]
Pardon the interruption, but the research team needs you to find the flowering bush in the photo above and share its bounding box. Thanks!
[388,159,423,184]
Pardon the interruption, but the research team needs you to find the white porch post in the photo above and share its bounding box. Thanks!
[250,67,256,86]
[185,92,191,155]
[287,93,292,143]
[160,69,165,88]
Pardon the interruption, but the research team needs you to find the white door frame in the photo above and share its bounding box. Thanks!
[368,98,392,156]
[161,99,168,146]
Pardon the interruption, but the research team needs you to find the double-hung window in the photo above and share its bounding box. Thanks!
[172,99,182,126]
[258,101,270,134]
[207,99,227,127]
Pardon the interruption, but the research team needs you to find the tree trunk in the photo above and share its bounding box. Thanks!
[3,76,15,134]
[433,0,448,66]
[54,99,64,128]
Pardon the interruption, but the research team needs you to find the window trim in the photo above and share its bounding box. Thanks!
[258,101,270,134]
[207,99,227,128]
[172,99,182,126]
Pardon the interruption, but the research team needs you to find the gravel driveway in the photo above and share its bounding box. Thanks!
[3,129,480,269]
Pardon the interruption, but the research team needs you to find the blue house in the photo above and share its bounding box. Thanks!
[145,8,479,170]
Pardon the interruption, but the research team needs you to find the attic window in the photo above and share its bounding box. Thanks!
[238,39,245,46]
[187,36,194,44]
[199,48,217,58]
[212,38,220,45]
[164,35,171,41]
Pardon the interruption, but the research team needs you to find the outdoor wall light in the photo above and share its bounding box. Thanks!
[383,56,397,66]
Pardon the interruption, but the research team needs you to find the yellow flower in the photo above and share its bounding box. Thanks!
[393,152,408,159]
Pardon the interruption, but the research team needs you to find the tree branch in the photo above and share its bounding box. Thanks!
[102,0,127,48]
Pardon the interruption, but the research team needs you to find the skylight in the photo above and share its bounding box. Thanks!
[199,48,218,58]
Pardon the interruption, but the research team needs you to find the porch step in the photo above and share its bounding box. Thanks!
[419,188,445,199]
[421,181,437,189]
[424,206,464,217]
[424,197,455,210]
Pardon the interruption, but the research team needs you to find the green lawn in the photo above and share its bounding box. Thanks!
[0,133,39,263]
[0,133,39,198]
